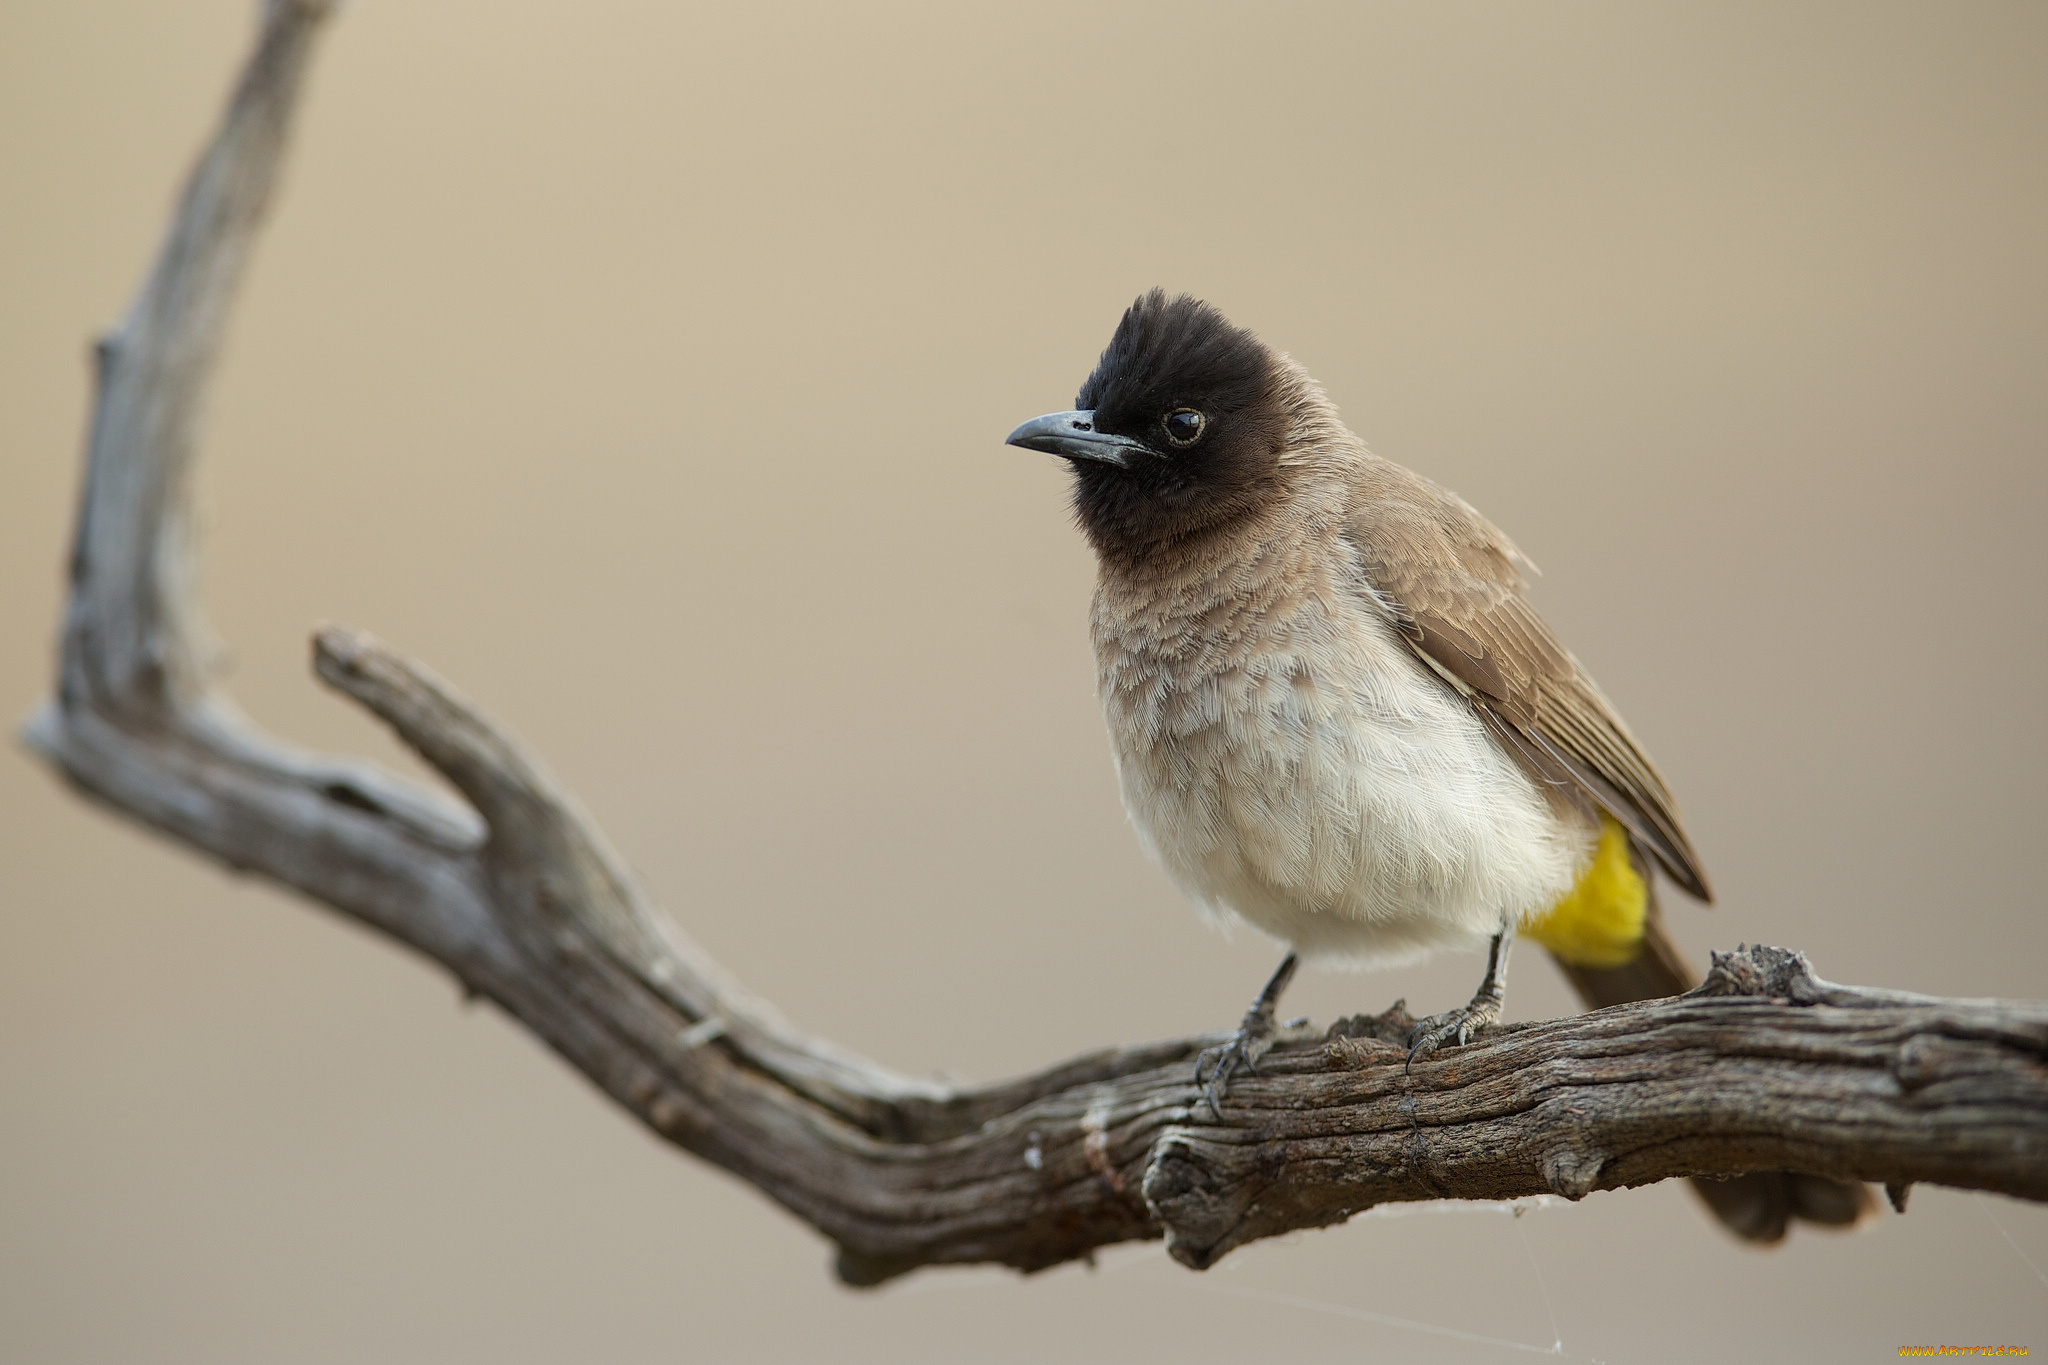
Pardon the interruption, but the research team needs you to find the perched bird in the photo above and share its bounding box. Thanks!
[1006,289,1873,1242]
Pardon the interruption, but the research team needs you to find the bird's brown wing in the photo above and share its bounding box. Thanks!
[1339,463,1713,902]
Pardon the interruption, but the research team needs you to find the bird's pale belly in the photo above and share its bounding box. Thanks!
[1096,594,1597,969]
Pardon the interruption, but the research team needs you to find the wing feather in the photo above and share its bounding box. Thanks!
[1341,464,1713,902]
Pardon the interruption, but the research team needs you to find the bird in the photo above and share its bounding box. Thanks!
[1004,289,1874,1242]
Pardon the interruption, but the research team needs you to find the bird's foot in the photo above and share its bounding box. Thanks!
[1405,994,1503,1067]
[1194,1008,1316,1117]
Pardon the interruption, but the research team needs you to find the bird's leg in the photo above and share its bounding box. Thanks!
[1408,919,1516,1065]
[1193,952,1318,1116]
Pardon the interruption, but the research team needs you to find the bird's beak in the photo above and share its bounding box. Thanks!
[1004,410,1146,468]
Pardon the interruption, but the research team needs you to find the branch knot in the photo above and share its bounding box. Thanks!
[1696,943,1822,1001]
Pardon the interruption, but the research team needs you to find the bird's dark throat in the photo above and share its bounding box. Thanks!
[1068,457,1283,572]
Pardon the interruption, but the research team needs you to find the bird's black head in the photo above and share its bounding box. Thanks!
[1006,290,1289,565]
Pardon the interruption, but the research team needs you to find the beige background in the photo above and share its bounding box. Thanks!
[4,1,2045,1360]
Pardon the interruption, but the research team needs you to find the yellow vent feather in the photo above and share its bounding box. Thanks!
[1521,815,1647,967]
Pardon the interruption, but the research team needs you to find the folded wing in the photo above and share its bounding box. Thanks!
[1340,464,1713,903]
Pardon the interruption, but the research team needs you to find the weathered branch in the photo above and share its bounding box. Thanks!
[24,0,2048,1287]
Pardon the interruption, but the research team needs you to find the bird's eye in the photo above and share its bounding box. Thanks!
[1163,409,1206,447]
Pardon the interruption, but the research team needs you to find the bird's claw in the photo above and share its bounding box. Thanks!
[1194,1026,1269,1117]
[1194,1013,1313,1117]
[1405,997,1502,1068]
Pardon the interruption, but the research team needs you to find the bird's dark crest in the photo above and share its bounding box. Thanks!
[1068,291,1290,564]
[1078,290,1276,434]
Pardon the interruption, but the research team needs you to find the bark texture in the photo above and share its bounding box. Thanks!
[24,0,2048,1287]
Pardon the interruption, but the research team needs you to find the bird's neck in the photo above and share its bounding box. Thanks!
[1088,489,1343,648]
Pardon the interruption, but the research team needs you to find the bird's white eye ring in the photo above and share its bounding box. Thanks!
[1163,408,1206,447]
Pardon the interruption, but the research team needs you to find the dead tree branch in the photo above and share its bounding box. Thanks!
[23,0,2048,1287]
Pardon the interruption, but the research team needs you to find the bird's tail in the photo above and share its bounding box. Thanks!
[1551,891,1880,1243]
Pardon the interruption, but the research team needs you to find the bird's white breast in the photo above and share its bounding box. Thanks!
[1093,548,1594,969]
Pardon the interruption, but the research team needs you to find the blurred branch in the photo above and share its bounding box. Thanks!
[23,0,2048,1287]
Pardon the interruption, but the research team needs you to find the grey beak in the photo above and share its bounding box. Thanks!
[1004,410,1146,468]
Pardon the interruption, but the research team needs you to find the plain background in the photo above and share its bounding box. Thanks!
[3,1,2045,1361]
